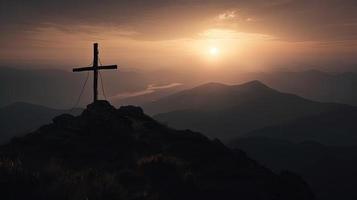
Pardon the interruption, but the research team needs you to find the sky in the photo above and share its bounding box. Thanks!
[1,0,357,72]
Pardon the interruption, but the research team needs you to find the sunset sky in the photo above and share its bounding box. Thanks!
[1,0,357,72]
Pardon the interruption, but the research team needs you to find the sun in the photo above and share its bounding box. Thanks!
[209,47,219,56]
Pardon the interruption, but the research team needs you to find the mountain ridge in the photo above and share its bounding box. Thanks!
[0,100,314,200]
[229,136,357,200]
[145,81,351,140]
[244,106,357,145]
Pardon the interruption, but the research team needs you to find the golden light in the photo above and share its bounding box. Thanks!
[209,47,219,56]
[182,29,276,69]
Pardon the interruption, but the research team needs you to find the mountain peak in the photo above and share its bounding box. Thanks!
[81,100,116,118]
[237,80,271,90]
[143,80,280,114]
[80,100,146,122]
[192,82,228,91]
[86,100,115,111]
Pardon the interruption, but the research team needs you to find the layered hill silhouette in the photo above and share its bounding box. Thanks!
[246,106,357,145]
[0,102,81,144]
[0,100,314,200]
[144,81,351,141]
[229,137,357,200]
[4,67,357,108]
[260,70,357,106]
[117,70,357,107]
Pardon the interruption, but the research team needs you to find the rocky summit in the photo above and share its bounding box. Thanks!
[0,100,314,200]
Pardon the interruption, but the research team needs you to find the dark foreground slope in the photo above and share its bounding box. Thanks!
[0,101,314,200]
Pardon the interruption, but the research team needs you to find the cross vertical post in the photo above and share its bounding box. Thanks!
[93,43,99,102]
[73,43,118,103]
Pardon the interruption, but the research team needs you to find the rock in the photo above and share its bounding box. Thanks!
[117,105,144,117]
[81,100,116,119]
[52,113,75,126]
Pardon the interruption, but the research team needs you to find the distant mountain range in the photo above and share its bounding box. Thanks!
[229,137,357,200]
[3,79,357,146]
[0,102,81,144]
[259,70,357,106]
[144,81,353,142]
[245,106,357,145]
[4,67,357,109]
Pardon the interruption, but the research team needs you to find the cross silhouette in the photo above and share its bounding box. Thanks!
[73,43,117,102]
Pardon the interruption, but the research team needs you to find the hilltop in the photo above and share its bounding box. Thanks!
[0,100,314,200]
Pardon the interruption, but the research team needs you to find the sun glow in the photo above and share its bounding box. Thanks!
[179,28,278,69]
[209,47,219,56]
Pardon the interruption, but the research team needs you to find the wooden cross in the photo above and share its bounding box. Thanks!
[73,43,117,102]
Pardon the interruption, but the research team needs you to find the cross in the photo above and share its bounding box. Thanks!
[73,43,117,102]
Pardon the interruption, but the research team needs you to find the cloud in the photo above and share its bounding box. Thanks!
[216,10,237,21]
[1,0,357,70]
[148,83,183,90]
[1,0,357,48]
[110,83,183,100]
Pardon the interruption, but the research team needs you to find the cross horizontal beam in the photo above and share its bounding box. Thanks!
[73,65,118,72]
[98,65,118,70]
